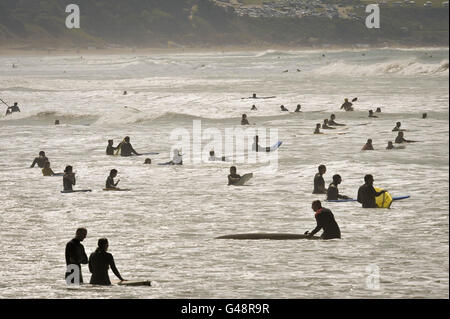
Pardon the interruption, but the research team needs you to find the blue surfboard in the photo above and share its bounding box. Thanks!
[326,196,410,203]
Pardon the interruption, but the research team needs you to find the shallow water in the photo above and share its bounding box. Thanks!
[0,48,448,298]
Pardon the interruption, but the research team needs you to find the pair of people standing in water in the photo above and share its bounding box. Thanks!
[106,137,140,156]
[65,228,125,286]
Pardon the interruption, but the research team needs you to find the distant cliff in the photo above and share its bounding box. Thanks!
[0,0,448,49]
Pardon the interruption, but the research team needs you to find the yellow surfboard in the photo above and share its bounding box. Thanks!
[374,187,393,208]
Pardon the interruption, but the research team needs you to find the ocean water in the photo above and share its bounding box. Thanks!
[0,48,448,299]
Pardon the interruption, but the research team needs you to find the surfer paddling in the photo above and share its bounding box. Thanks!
[305,200,341,240]
[65,228,88,284]
[89,238,125,285]
[357,174,387,208]
[395,131,417,144]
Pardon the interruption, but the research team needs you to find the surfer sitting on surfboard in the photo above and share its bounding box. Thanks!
[89,238,125,286]
[368,110,378,118]
[305,200,341,240]
[228,166,241,186]
[63,166,76,191]
[295,104,302,112]
[106,169,120,189]
[327,175,351,201]
[357,175,387,208]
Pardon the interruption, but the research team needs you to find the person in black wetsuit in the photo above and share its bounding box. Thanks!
[280,105,289,112]
[395,131,417,144]
[228,166,241,186]
[340,98,354,111]
[251,105,257,111]
[357,174,387,208]
[329,114,345,126]
[392,122,406,132]
[322,119,336,129]
[362,139,374,151]
[241,114,250,125]
[368,110,378,118]
[106,169,120,189]
[294,104,302,112]
[31,151,49,168]
[327,174,351,200]
[5,102,20,116]
[305,200,341,240]
[65,228,88,284]
[117,136,140,156]
[106,140,118,155]
[313,165,327,194]
[63,165,76,191]
[314,123,322,134]
[89,238,125,286]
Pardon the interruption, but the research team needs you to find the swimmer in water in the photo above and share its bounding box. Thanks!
[392,122,406,132]
[368,110,378,118]
[123,91,127,95]
[89,238,125,286]
[376,107,382,113]
[144,158,152,164]
[241,114,250,125]
[106,140,119,156]
[327,175,351,200]
[63,166,76,191]
[227,166,241,186]
[251,105,257,111]
[328,114,346,126]
[313,165,327,194]
[280,105,289,112]
[314,123,323,134]
[362,139,374,150]
[294,104,302,112]
[105,169,120,189]
[422,113,427,119]
[209,150,226,162]
[357,174,387,208]
[117,136,140,156]
[395,131,417,144]
[340,98,354,112]
[31,151,49,168]
[322,119,336,129]
[304,200,341,240]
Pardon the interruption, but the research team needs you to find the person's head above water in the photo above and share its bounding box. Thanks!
[297,104,301,109]
[44,161,51,168]
[387,141,394,149]
[144,158,152,164]
[230,166,237,175]
[323,119,328,124]
[367,139,372,144]
[14,102,18,106]
[75,228,87,241]
[108,139,113,146]
[316,123,321,129]
[318,164,326,175]
[242,114,247,119]
[253,93,256,98]
[422,113,427,119]
[97,238,109,251]
[332,174,342,185]
[376,107,381,113]
[64,165,73,173]
[396,122,401,128]
[369,110,374,114]
[124,136,130,143]
[311,200,322,212]
[331,114,336,120]
[110,169,118,177]
[398,131,404,137]
[39,151,45,157]
[364,174,374,186]
[209,150,215,156]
